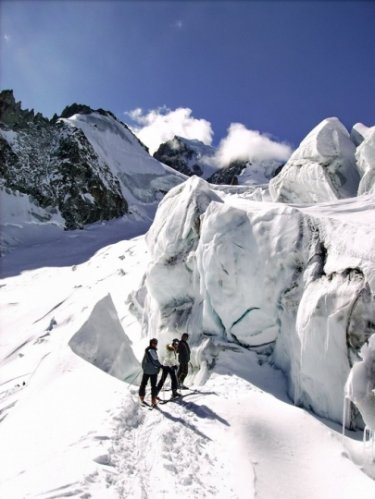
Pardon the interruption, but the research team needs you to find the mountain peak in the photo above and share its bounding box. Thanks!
[0,89,47,128]
[59,102,118,122]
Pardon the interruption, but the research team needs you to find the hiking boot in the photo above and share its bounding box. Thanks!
[151,397,158,407]
[179,384,189,390]
[139,395,145,402]
[172,391,181,398]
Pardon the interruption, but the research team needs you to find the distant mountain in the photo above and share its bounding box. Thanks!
[154,135,285,186]
[155,119,375,199]
[2,89,374,254]
[153,135,216,177]
[0,90,183,248]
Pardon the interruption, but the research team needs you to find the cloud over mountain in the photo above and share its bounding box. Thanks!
[126,107,214,154]
[128,107,292,167]
[214,123,292,167]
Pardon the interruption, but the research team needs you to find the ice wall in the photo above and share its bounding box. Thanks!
[69,294,140,382]
[129,177,375,425]
[355,126,375,196]
[196,199,305,348]
[346,334,375,431]
[269,118,359,203]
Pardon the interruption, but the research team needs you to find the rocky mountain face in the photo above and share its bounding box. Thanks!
[154,135,284,186]
[156,118,375,200]
[153,136,213,177]
[206,160,247,185]
[0,90,128,229]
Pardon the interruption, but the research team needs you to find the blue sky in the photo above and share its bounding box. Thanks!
[1,0,374,149]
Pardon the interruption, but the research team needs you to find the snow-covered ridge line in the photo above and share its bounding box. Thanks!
[129,176,375,426]
[0,90,184,252]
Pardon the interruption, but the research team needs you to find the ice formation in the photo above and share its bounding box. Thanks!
[355,125,375,196]
[269,117,360,203]
[346,334,375,431]
[69,294,140,382]
[130,176,375,424]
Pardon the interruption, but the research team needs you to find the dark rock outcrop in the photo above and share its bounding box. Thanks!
[206,160,247,185]
[154,136,208,177]
[0,90,128,229]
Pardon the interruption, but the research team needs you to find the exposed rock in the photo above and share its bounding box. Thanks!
[0,90,127,229]
[206,160,247,185]
[154,136,214,177]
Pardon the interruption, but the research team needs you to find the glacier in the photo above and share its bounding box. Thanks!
[346,334,375,432]
[269,117,360,203]
[129,176,375,426]
[355,124,375,196]
[1,100,375,497]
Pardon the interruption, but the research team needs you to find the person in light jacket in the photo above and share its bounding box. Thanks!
[156,339,181,398]
[139,338,162,406]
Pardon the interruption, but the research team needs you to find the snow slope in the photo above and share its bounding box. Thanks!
[1,106,185,254]
[61,112,184,206]
[1,178,375,497]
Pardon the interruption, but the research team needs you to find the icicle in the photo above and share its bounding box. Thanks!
[363,426,375,464]
[363,426,370,446]
[342,396,350,436]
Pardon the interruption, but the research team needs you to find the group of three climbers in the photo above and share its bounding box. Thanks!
[139,333,191,407]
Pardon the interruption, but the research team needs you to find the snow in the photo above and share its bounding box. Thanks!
[69,294,140,381]
[0,128,18,145]
[351,122,370,147]
[1,236,375,498]
[0,110,186,256]
[131,177,375,428]
[1,169,375,495]
[270,117,360,203]
[346,334,375,431]
[356,126,375,195]
[61,113,184,204]
[0,186,65,254]
[168,135,219,179]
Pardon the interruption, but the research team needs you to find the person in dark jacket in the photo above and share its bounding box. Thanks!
[177,333,191,389]
[139,338,162,406]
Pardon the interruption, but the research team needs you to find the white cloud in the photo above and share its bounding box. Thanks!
[126,107,213,154]
[3,34,10,43]
[214,123,292,167]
